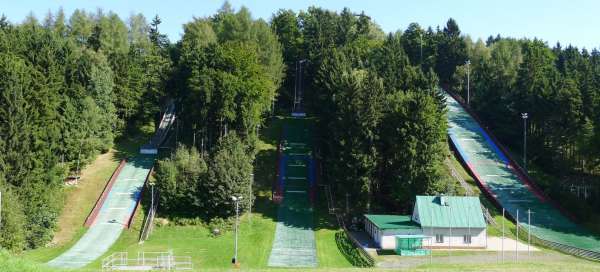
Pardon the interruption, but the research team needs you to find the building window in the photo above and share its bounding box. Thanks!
[435,234,444,243]
[464,235,472,244]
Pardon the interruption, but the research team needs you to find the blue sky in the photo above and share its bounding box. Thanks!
[3,0,599,50]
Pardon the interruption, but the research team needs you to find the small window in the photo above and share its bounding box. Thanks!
[464,235,472,244]
[435,234,444,243]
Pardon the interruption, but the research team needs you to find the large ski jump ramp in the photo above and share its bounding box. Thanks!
[446,93,600,260]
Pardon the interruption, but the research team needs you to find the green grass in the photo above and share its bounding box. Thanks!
[13,115,600,272]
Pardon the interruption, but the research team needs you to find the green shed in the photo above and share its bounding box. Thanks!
[395,235,431,256]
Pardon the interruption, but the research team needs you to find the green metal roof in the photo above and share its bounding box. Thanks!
[416,195,486,228]
[364,214,421,230]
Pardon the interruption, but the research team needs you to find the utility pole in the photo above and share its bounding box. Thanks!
[231,196,243,266]
[521,113,528,172]
[466,60,471,105]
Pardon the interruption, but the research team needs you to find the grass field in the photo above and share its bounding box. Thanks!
[9,117,600,272]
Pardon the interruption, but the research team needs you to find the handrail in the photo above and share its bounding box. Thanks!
[321,184,374,267]
[139,188,159,243]
[512,221,600,261]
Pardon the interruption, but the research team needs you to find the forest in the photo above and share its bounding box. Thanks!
[1,2,600,253]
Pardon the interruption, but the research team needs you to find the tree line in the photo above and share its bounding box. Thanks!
[0,9,171,251]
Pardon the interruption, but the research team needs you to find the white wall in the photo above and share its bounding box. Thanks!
[422,227,487,248]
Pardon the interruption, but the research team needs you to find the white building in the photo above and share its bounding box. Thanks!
[365,195,487,250]
[412,195,487,249]
[364,214,423,250]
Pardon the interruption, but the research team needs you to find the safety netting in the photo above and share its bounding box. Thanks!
[446,93,600,253]
[268,117,318,267]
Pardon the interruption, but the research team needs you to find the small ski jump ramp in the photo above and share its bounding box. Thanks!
[48,104,175,269]
[47,156,154,268]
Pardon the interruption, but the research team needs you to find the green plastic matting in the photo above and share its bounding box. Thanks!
[48,155,155,269]
[268,117,318,267]
[446,93,600,253]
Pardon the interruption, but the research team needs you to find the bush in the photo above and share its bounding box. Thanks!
[0,187,27,252]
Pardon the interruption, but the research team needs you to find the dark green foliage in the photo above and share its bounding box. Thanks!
[0,9,171,251]
[435,18,468,85]
[203,133,253,218]
[155,145,207,214]
[0,187,27,252]
[155,134,253,220]
[380,91,447,205]
[311,19,449,213]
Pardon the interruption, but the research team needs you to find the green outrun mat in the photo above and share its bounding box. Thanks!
[268,117,317,267]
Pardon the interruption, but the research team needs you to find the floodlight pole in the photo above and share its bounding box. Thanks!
[249,174,254,223]
[521,113,528,172]
[345,193,350,215]
[466,60,471,106]
[528,209,531,257]
[293,59,307,112]
[448,201,452,256]
[467,204,471,248]
[429,208,433,264]
[502,208,505,263]
[516,209,519,262]
[232,196,243,265]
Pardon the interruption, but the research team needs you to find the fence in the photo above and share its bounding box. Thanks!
[321,184,375,267]
[101,252,192,271]
[139,187,159,243]
[511,220,600,262]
